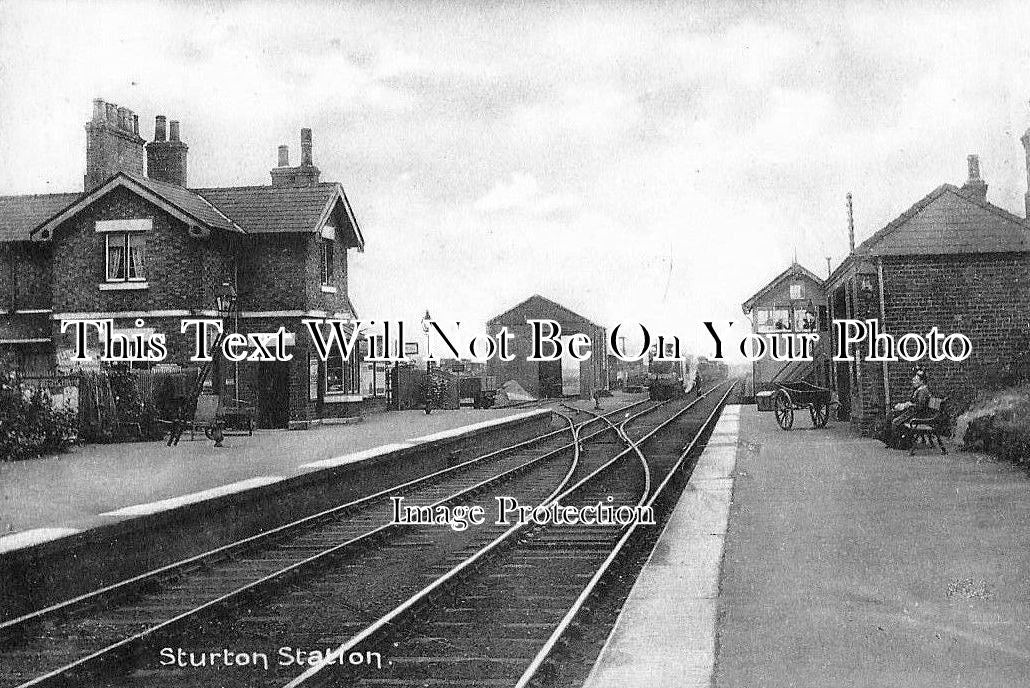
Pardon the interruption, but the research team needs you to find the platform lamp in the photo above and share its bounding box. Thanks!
[215,281,238,395]
[211,282,237,447]
[421,309,433,415]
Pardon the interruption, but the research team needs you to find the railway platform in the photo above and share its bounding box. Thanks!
[585,403,1030,688]
[0,406,553,549]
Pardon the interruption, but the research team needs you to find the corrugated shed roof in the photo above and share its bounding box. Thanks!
[488,294,604,330]
[195,183,338,234]
[0,192,81,242]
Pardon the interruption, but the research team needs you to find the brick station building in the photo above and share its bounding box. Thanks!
[0,99,367,428]
[827,152,1030,435]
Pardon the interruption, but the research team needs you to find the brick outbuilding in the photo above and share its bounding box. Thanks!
[486,294,608,399]
[0,98,367,428]
[827,154,1030,435]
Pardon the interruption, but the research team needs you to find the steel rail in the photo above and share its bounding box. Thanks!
[9,401,656,688]
[283,387,722,688]
[513,380,738,688]
[562,402,650,511]
[1,398,646,641]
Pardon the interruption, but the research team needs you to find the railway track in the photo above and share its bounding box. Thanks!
[0,397,665,688]
[279,380,737,688]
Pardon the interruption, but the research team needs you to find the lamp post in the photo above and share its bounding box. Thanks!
[421,309,432,415]
[211,282,237,447]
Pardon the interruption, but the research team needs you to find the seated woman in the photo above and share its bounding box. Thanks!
[882,370,932,448]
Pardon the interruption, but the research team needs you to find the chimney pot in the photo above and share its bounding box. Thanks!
[967,154,981,181]
[278,145,290,167]
[169,120,180,142]
[960,153,988,201]
[154,115,167,142]
[301,128,313,166]
[85,99,145,190]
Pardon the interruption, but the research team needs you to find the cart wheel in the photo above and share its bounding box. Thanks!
[774,391,794,430]
[810,402,829,428]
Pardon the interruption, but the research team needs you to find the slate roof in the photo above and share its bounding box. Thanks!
[195,183,364,248]
[135,174,242,233]
[856,184,1029,256]
[195,183,337,234]
[4,174,363,249]
[0,192,81,242]
[828,183,1030,283]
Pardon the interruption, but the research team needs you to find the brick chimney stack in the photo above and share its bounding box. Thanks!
[960,154,988,202]
[270,128,321,187]
[1021,129,1030,219]
[83,97,146,191]
[146,115,189,187]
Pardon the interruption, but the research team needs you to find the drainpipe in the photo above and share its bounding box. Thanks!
[6,246,14,313]
[877,258,890,409]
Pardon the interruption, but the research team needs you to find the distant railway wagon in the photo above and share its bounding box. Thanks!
[696,357,728,385]
[646,358,689,401]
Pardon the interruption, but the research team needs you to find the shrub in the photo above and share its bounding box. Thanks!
[958,384,1030,465]
[0,374,78,461]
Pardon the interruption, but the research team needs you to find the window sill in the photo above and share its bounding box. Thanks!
[320,285,338,294]
[100,281,149,291]
[324,392,363,402]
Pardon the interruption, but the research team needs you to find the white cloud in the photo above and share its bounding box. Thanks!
[472,173,578,216]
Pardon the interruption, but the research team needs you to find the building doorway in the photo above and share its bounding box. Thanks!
[538,360,563,398]
[257,362,290,428]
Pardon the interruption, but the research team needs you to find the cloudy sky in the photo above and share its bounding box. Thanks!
[2,0,1030,356]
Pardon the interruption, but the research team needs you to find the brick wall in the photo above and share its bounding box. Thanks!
[1,243,51,311]
[237,234,307,312]
[85,122,145,191]
[50,187,234,315]
[881,253,1030,413]
[307,232,352,315]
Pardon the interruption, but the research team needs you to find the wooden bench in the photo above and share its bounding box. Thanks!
[903,396,948,455]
